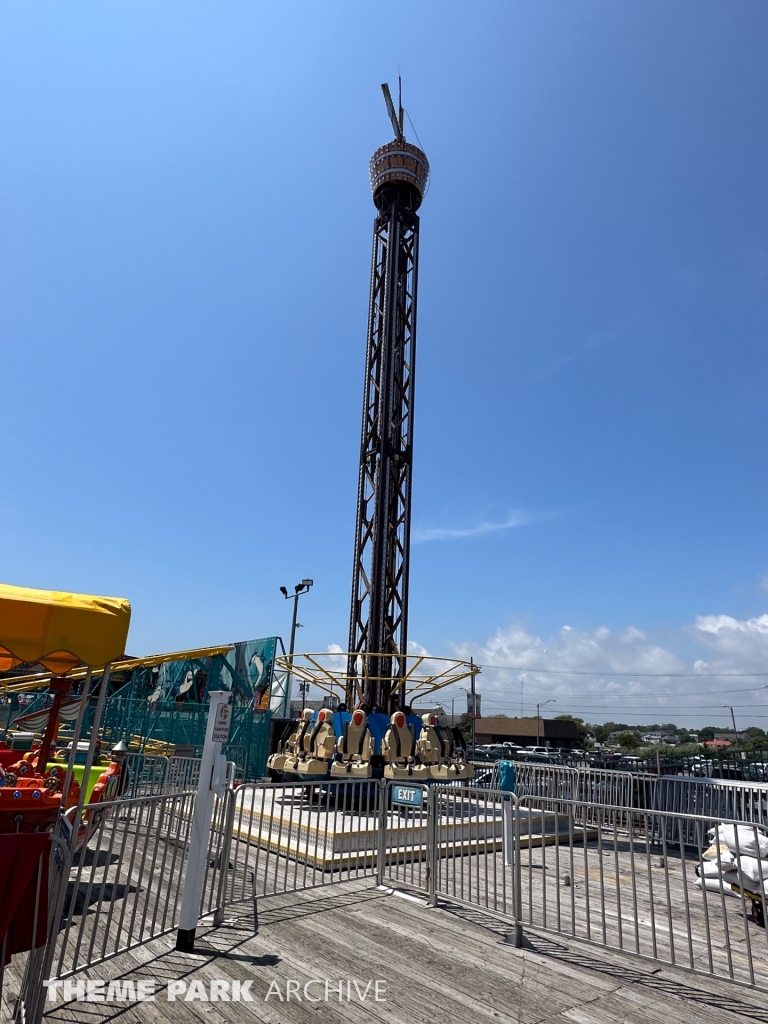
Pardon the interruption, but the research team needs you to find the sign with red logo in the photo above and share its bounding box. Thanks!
[212,702,231,744]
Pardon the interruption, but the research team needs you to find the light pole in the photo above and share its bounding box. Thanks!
[280,579,313,711]
[536,699,555,747]
[459,659,480,752]
[723,704,738,748]
[471,657,476,753]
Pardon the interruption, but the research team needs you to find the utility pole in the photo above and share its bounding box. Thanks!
[280,580,313,710]
[470,658,476,753]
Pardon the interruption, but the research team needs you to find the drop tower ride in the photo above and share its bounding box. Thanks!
[347,84,430,712]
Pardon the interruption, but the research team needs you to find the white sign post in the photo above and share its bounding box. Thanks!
[176,690,231,953]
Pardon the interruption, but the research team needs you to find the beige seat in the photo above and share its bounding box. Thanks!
[267,708,313,771]
[416,712,444,765]
[382,711,429,781]
[417,713,475,781]
[295,709,337,775]
[330,709,373,778]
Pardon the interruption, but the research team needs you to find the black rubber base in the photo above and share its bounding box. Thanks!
[175,927,196,953]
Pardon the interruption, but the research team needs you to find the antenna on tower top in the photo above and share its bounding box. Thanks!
[381,82,404,141]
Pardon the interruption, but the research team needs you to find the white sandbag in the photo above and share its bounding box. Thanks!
[701,842,736,868]
[716,824,768,859]
[737,856,768,888]
[695,870,740,896]
[698,859,730,878]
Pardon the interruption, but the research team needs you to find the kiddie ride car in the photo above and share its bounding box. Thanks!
[0,582,131,846]
[0,677,123,844]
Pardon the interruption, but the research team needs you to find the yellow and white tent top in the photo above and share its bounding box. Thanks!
[0,583,131,673]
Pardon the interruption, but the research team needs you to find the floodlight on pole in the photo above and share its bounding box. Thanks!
[280,579,314,709]
[723,704,739,747]
[536,699,555,747]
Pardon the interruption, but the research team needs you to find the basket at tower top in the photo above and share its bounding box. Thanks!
[369,139,430,211]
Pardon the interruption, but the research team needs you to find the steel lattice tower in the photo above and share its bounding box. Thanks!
[348,85,430,711]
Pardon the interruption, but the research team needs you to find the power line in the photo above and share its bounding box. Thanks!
[482,705,768,712]
[478,665,768,678]
[479,698,768,709]
[472,684,768,699]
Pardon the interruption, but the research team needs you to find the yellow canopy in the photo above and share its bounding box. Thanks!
[0,583,131,673]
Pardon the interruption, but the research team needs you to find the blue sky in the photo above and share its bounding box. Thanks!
[2,3,767,726]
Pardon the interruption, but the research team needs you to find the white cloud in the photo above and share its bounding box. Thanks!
[689,614,768,676]
[439,615,768,728]
[412,510,533,543]
[324,616,768,727]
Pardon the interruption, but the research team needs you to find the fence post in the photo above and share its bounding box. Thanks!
[377,780,387,887]
[511,794,523,948]
[212,787,237,926]
[427,786,437,907]
[503,794,514,868]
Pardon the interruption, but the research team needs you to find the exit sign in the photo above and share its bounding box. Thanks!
[392,785,422,807]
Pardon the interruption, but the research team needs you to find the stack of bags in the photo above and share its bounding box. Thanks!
[695,824,768,897]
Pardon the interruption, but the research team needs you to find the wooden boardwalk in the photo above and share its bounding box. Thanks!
[429,833,768,987]
[28,880,768,1024]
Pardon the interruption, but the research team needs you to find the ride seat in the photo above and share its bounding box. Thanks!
[295,709,336,775]
[382,711,428,781]
[269,708,313,772]
[416,713,446,764]
[418,713,475,781]
[331,709,373,778]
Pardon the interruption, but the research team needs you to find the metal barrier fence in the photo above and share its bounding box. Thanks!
[426,785,768,989]
[652,775,768,844]
[481,762,755,822]
[519,795,768,987]
[164,755,203,792]
[210,779,383,919]
[119,754,169,797]
[379,781,432,894]
[118,753,236,797]
[431,785,511,921]
[52,791,197,980]
[9,771,768,1010]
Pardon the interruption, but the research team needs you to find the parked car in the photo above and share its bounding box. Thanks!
[517,751,567,765]
[501,743,523,758]
[522,745,550,756]
[467,746,497,762]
